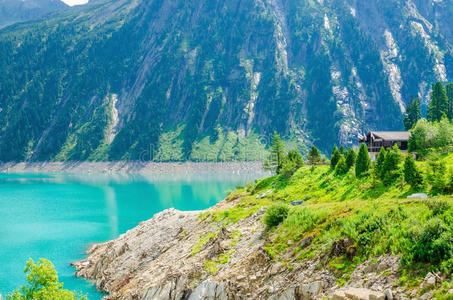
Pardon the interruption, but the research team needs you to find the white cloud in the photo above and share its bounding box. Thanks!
[61,0,89,6]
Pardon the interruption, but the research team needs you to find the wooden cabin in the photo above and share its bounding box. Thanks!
[358,131,411,160]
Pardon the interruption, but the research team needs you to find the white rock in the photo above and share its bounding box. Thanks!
[407,193,428,199]
[384,289,393,300]
[421,272,436,290]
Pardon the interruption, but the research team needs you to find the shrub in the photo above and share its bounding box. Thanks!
[264,203,290,228]
[307,146,321,165]
[281,158,298,178]
[280,150,304,178]
[283,207,327,233]
[410,218,453,265]
[404,155,423,188]
[287,150,304,168]
[424,199,451,216]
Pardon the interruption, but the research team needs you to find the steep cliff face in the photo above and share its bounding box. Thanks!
[0,0,451,161]
[0,0,68,28]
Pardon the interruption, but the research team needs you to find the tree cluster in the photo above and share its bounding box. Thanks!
[263,132,303,177]
[329,146,357,175]
[408,117,453,153]
[427,82,453,122]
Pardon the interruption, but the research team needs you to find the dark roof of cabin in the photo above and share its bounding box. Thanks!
[358,131,411,142]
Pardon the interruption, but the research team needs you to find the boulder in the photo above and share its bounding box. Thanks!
[298,281,324,298]
[420,272,437,290]
[331,288,385,300]
[407,193,428,199]
[384,289,393,300]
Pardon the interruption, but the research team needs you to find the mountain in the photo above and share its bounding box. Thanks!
[0,0,452,161]
[0,0,68,29]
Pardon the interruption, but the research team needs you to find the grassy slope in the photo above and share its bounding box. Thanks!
[203,153,453,298]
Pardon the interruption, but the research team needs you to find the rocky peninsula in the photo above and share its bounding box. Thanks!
[73,196,432,300]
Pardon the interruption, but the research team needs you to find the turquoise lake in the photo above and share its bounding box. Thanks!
[0,172,263,299]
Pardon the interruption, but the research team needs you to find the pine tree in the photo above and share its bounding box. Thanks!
[381,145,402,186]
[307,146,321,165]
[427,82,448,122]
[335,156,349,175]
[345,148,356,170]
[339,145,346,155]
[355,143,371,177]
[330,146,341,169]
[446,83,453,121]
[263,132,286,174]
[403,98,422,130]
[376,147,387,180]
[404,155,423,188]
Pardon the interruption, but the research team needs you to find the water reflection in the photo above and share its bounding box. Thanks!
[0,171,267,299]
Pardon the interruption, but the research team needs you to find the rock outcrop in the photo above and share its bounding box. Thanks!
[74,198,428,300]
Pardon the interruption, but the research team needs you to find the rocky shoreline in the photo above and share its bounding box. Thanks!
[0,161,265,174]
[72,193,433,300]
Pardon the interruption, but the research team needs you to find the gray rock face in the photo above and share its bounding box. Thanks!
[72,205,420,300]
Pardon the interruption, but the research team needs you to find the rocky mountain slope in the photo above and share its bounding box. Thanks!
[0,0,452,161]
[0,0,68,28]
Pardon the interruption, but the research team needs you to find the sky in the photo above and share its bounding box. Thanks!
[61,0,89,6]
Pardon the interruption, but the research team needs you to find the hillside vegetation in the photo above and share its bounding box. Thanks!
[0,0,453,161]
[201,149,453,298]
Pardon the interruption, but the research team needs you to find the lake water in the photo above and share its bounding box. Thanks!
[0,172,263,299]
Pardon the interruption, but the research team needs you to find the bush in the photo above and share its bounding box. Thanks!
[424,199,451,216]
[280,150,304,178]
[264,203,290,228]
[307,146,321,165]
[410,218,453,265]
[281,158,297,178]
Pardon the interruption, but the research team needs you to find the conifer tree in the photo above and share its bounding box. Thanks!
[335,156,348,175]
[307,146,321,165]
[428,82,448,122]
[403,155,423,188]
[446,83,453,120]
[381,145,402,186]
[339,145,346,155]
[263,132,286,174]
[355,143,370,177]
[330,146,341,169]
[345,148,356,170]
[403,98,422,130]
[376,147,387,180]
